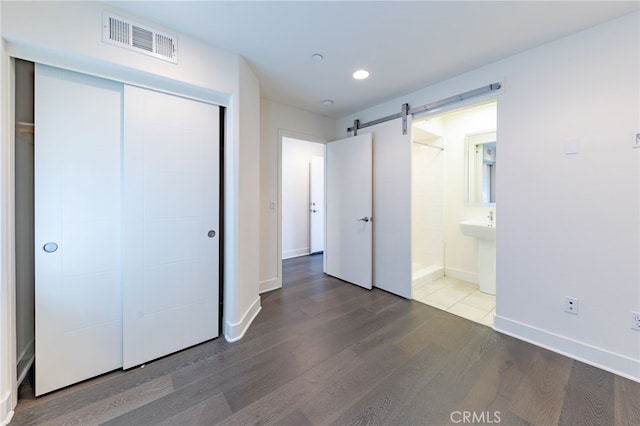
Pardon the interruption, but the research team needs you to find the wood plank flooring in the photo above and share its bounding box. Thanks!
[11,254,640,425]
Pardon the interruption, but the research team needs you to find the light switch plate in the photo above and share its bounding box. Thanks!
[565,138,580,155]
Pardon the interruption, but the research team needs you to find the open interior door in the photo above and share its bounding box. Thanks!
[324,134,373,289]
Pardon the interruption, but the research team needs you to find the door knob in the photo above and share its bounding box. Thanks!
[311,209,317,213]
[357,217,370,222]
[208,230,216,238]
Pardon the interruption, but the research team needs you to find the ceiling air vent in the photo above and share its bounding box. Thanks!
[103,13,178,64]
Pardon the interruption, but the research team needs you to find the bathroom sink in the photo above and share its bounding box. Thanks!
[459,220,496,241]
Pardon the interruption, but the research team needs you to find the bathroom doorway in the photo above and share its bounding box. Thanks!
[411,101,497,327]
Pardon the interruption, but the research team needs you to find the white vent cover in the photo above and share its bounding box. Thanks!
[103,13,178,64]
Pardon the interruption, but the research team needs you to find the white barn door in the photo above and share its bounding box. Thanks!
[122,86,220,368]
[325,121,412,299]
[369,118,412,298]
[34,65,124,396]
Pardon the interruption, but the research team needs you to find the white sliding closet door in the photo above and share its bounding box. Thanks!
[122,86,220,368]
[34,64,123,396]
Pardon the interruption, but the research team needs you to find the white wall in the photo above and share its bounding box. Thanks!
[495,12,639,379]
[225,56,261,341]
[259,99,336,292]
[281,137,324,259]
[337,12,640,381]
[0,2,261,421]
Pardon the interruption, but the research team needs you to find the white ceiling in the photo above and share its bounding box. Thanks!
[106,1,639,118]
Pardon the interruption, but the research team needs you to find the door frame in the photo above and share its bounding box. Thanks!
[281,136,325,260]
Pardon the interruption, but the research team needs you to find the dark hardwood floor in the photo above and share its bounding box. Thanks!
[11,254,640,425]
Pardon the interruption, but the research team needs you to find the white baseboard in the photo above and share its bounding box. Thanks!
[0,392,14,426]
[445,267,479,285]
[259,277,281,294]
[224,295,261,343]
[494,314,640,383]
[412,265,445,287]
[282,248,310,260]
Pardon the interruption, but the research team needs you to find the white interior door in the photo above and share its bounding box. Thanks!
[122,86,220,368]
[325,134,373,289]
[310,155,324,254]
[35,64,123,395]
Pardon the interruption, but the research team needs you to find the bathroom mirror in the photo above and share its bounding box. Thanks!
[465,131,496,205]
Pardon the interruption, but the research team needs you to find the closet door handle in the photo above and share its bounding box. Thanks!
[207,230,216,238]
[43,242,58,253]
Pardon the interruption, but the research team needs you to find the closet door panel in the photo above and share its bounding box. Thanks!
[34,64,123,396]
[123,85,220,369]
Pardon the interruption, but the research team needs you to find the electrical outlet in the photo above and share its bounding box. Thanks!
[632,311,640,331]
[565,297,579,315]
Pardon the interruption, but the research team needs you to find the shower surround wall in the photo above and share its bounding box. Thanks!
[412,119,445,285]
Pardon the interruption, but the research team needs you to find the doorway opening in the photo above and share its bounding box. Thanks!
[281,137,325,260]
[411,100,497,327]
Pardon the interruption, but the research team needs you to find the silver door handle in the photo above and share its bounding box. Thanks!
[357,217,371,222]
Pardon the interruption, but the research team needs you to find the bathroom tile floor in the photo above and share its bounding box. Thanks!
[412,276,495,327]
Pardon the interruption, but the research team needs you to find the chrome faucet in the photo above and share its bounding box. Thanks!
[488,211,494,226]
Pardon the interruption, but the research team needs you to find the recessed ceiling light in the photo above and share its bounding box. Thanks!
[353,69,370,80]
[321,99,334,106]
[311,53,324,61]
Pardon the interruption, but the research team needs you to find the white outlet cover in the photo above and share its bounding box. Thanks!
[565,297,579,314]
[632,311,640,331]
